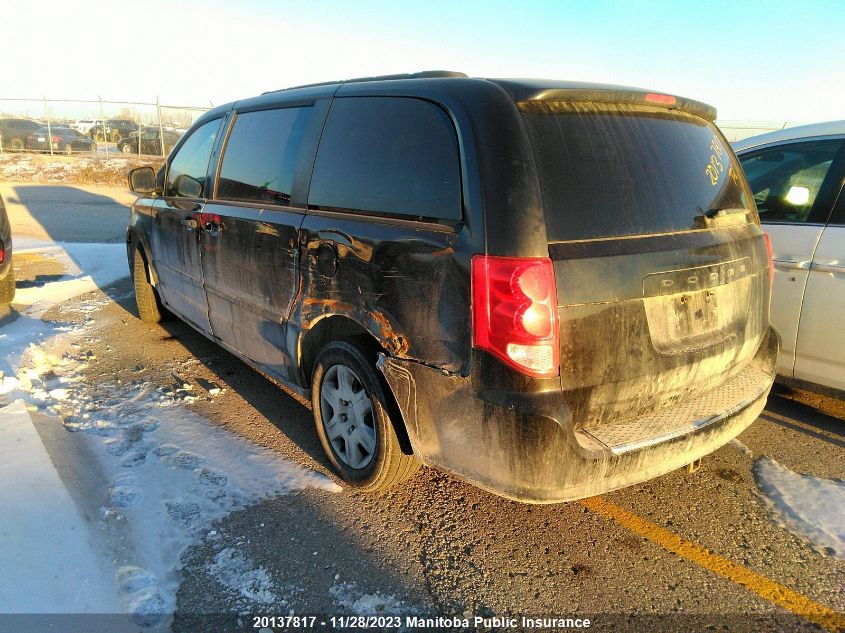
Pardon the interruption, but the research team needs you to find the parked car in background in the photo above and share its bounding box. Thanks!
[26,126,97,154]
[94,119,137,142]
[126,72,776,503]
[118,127,180,155]
[0,118,42,151]
[71,119,104,136]
[735,121,845,395]
[0,192,14,305]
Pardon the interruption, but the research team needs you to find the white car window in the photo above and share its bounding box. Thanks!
[739,141,841,223]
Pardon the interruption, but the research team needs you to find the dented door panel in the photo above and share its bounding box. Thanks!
[201,203,304,380]
[293,212,470,378]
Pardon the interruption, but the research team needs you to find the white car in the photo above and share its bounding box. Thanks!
[70,119,104,136]
[734,121,845,395]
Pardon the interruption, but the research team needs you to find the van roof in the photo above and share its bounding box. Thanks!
[261,71,717,120]
[194,71,718,130]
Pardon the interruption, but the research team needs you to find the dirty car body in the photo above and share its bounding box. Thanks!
[0,192,14,304]
[126,72,777,503]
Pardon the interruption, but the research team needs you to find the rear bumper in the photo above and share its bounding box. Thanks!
[379,327,778,503]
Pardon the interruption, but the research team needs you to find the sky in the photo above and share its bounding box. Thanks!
[1,0,843,123]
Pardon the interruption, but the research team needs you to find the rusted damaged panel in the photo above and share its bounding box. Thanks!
[297,296,411,356]
[292,212,471,376]
[379,329,778,504]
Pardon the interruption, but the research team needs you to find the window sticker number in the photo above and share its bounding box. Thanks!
[706,136,726,186]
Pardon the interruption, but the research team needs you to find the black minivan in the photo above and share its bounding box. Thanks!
[127,71,777,503]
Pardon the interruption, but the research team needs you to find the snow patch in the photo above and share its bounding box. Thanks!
[329,582,404,615]
[753,456,845,559]
[730,438,754,458]
[0,238,341,623]
[12,241,128,309]
[208,548,279,607]
[0,401,123,614]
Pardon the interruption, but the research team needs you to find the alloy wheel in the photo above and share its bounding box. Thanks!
[320,364,377,469]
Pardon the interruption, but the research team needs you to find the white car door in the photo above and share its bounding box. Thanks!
[794,208,845,391]
[738,139,844,378]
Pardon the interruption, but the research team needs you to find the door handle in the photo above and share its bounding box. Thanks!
[772,257,811,271]
[810,261,845,274]
[200,212,223,232]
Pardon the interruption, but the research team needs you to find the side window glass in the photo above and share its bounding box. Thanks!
[739,141,842,224]
[308,97,461,221]
[165,118,222,198]
[217,107,312,206]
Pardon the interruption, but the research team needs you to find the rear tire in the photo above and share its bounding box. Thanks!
[0,268,15,305]
[312,340,420,492]
[6,138,24,152]
[131,247,166,323]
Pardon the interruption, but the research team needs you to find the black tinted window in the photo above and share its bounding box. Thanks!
[521,102,752,241]
[738,141,842,224]
[166,119,222,198]
[308,97,461,221]
[217,107,311,206]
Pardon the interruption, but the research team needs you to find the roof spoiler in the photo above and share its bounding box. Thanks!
[262,70,467,95]
[518,88,717,122]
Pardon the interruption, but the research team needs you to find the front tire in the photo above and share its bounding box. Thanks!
[312,341,420,492]
[131,246,166,323]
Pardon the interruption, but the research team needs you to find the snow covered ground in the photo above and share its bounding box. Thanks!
[753,456,845,560]
[0,240,340,630]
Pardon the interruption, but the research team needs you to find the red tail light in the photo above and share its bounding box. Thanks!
[0,239,5,264]
[762,233,774,289]
[472,255,559,378]
[51,136,61,143]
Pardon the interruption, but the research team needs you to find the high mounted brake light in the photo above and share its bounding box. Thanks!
[472,255,560,378]
[644,93,677,105]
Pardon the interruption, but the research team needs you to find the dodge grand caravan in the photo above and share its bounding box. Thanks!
[126,71,777,503]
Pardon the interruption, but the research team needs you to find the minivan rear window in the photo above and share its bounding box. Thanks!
[520,102,752,241]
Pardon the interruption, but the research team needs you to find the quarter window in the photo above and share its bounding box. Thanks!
[308,97,461,221]
[217,107,312,206]
[165,118,222,198]
[738,140,843,224]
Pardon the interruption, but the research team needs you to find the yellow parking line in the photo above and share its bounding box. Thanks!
[580,496,845,632]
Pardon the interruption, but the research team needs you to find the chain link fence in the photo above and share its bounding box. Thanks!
[716,120,804,143]
[0,97,211,158]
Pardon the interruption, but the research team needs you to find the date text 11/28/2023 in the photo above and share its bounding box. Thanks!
[251,615,592,629]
